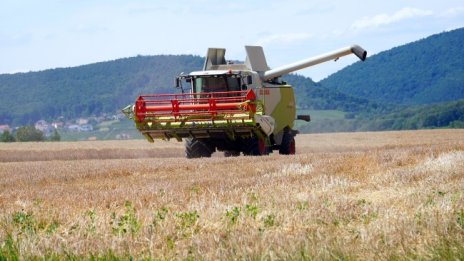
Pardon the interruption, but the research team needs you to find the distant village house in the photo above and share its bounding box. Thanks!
[0,125,11,133]
[34,120,54,136]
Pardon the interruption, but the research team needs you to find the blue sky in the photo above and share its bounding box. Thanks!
[1,0,463,81]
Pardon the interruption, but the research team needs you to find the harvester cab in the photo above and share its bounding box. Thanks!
[123,45,367,158]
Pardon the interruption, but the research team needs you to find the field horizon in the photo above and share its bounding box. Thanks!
[1,129,463,259]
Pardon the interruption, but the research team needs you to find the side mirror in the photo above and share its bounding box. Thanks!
[297,115,311,122]
[241,84,247,91]
[175,77,181,88]
[246,75,253,85]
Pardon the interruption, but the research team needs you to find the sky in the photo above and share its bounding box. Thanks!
[1,0,463,81]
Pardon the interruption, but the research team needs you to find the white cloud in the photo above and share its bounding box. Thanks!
[350,7,433,31]
[439,7,464,17]
[255,33,312,46]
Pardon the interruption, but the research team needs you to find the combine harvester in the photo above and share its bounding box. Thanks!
[123,45,366,158]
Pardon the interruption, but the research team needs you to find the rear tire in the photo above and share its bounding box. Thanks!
[242,137,269,156]
[185,138,214,158]
[279,131,296,155]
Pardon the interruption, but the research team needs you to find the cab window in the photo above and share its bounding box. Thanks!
[193,75,240,93]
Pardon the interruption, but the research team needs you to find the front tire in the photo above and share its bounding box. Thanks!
[279,131,296,155]
[185,138,214,158]
[242,137,269,156]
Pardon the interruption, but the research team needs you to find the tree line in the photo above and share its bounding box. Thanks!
[1,126,60,142]
[299,99,464,133]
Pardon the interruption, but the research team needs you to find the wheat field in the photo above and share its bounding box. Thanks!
[1,129,463,260]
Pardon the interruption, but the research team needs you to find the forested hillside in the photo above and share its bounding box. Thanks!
[0,55,203,125]
[299,99,464,133]
[321,27,464,105]
[284,74,388,114]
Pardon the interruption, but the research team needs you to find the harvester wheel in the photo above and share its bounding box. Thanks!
[279,131,296,155]
[185,138,214,158]
[242,137,269,156]
[224,150,240,157]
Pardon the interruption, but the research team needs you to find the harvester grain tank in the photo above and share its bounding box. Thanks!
[122,45,367,158]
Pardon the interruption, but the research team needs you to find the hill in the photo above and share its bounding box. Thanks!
[0,55,203,125]
[321,27,464,105]
[0,56,378,126]
[298,99,464,133]
[359,99,464,130]
[283,74,386,114]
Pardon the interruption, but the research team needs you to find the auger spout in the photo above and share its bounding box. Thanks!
[262,45,367,81]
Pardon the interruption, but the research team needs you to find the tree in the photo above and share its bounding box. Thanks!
[15,126,44,142]
[50,129,61,141]
[0,130,15,142]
